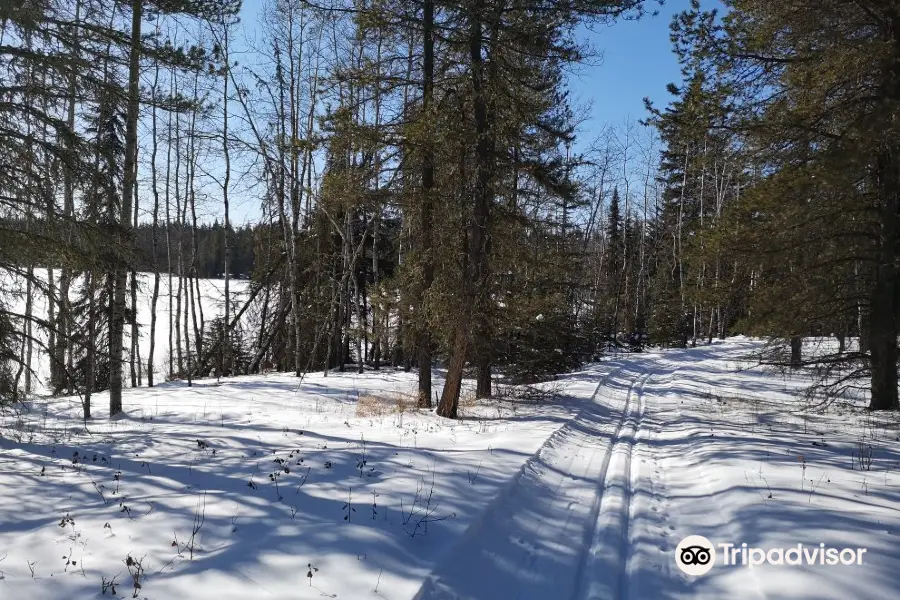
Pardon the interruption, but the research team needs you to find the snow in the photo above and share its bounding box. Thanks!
[0,368,576,599]
[2,337,899,599]
[2,271,250,393]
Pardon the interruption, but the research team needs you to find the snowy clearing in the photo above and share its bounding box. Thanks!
[2,271,250,393]
[2,338,899,600]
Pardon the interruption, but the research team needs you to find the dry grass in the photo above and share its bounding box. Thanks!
[355,392,419,417]
[493,381,562,404]
[459,390,477,408]
[454,390,478,417]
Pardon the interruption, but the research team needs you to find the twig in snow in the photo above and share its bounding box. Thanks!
[125,554,145,598]
[809,473,826,503]
[89,476,108,505]
[188,492,207,560]
[343,487,356,522]
[468,460,483,484]
[101,574,118,595]
[357,435,368,477]
[401,468,453,537]
[374,568,383,593]
[296,466,311,493]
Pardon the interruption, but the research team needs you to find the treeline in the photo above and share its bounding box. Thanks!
[1,218,257,279]
[133,222,256,279]
[0,0,669,422]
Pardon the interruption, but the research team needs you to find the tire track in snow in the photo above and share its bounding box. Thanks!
[508,364,634,577]
[413,362,652,600]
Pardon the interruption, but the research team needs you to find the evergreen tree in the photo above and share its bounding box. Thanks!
[606,186,624,340]
[672,0,900,408]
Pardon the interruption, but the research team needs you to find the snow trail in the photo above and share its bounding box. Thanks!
[574,371,649,600]
[415,343,900,600]
[414,362,653,600]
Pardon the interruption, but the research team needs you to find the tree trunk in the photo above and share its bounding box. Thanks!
[185,268,193,386]
[130,268,140,387]
[790,336,802,369]
[438,2,492,418]
[856,261,868,354]
[84,271,95,419]
[437,330,468,419]
[868,150,900,410]
[166,78,175,379]
[354,271,364,375]
[148,60,161,387]
[476,359,491,399]
[221,17,232,378]
[109,0,142,416]
[188,70,204,374]
[23,268,34,395]
[47,264,58,391]
[130,163,140,389]
[417,0,436,408]
[179,162,191,384]
[691,305,698,348]
[57,0,81,396]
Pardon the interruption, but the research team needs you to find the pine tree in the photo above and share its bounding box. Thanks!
[606,186,624,341]
[672,0,900,409]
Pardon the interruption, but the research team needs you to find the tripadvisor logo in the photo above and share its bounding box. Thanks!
[675,535,716,576]
[675,535,868,576]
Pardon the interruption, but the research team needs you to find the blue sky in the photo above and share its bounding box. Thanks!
[236,0,701,141]
[570,0,697,145]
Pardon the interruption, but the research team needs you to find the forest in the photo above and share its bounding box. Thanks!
[2,0,899,421]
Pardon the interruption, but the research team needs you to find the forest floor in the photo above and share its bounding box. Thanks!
[1,338,900,600]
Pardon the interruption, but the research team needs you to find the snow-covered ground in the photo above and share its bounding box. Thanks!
[1,338,899,599]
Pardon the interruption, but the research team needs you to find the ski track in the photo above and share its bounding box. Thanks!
[571,370,649,600]
[414,361,654,600]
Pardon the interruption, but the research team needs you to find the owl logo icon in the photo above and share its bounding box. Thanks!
[675,535,716,576]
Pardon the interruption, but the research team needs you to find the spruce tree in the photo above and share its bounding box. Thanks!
[672,0,900,409]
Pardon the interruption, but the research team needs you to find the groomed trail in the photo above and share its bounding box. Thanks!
[414,358,658,600]
[414,342,900,600]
